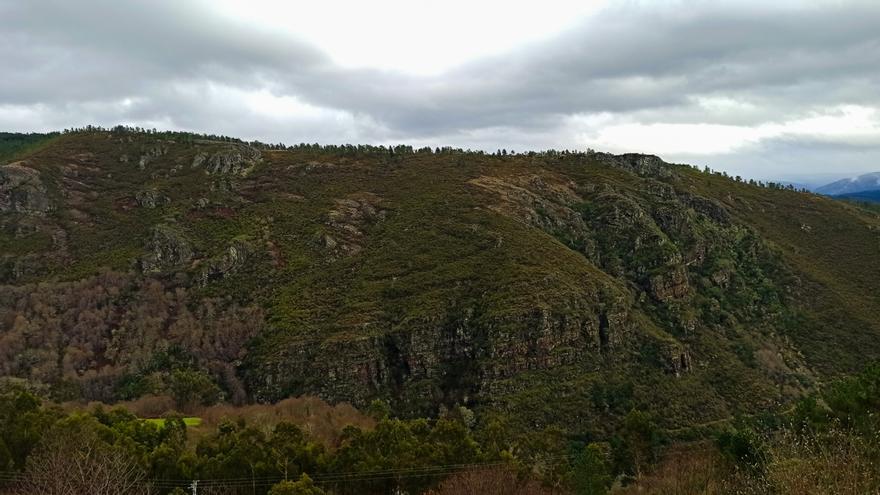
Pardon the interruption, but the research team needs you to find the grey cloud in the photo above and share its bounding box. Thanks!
[0,1,325,104]
[1,0,880,179]
[673,137,880,186]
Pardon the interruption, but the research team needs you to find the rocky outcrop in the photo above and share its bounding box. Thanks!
[470,174,586,230]
[595,153,674,179]
[139,224,193,273]
[320,193,386,257]
[250,299,631,409]
[469,173,596,261]
[0,163,52,216]
[663,344,692,377]
[649,265,690,301]
[137,145,168,169]
[192,145,261,175]
[198,239,252,285]
[471,173,696,303]
[134,189,170,209]
[679,192,731,224]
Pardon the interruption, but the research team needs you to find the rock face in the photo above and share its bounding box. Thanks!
[140,224,193,273]
[250,302,631,409]
[192,145,261,175]
[321,193,386,257]
[137,145,168,169]
[198,239,252,285]
[649,266,690,301]
[679,192,730,224]
[134,189,170,209]
[596,152,674,179]
[470,172,701,302]
[0,163,52,215]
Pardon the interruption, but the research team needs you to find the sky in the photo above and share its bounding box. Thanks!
[2,0,879,184]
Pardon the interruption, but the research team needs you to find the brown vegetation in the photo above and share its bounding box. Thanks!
[0,273,263,404]
[614,429,880,495]
[425,466,561,495]
[64,395,375,448]
[194,396,375,447]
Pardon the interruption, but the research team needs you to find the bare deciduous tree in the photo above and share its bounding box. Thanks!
[15,423,153,495]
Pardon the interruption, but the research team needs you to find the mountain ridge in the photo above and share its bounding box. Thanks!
[1,128,879,437]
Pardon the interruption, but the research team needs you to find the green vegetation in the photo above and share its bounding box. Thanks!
[617,363,880,494]
[0,132,59,163]
[1,127,879,444]
[2,128,880,490]
[142,417,203,428]
[0,387,558,494]
[2,364,878,494]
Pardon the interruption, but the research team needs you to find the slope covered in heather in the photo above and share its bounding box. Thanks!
[2,129,879,437]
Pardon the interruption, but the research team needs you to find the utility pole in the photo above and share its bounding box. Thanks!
[190,480,198,495]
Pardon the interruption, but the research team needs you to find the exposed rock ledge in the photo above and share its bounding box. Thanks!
[192,145,262,175]
[0,162,53,215]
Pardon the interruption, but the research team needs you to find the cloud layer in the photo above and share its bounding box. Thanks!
[2,0,879,182]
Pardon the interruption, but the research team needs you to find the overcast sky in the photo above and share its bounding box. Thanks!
[2,0,879,183]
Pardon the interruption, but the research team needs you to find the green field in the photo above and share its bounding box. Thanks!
[141,417,203,427]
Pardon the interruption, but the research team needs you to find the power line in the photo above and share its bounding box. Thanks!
[0,453,577,489]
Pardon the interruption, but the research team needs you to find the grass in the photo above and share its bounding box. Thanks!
[141,417,203,427]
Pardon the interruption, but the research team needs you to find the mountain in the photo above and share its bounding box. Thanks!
[2,128,880,437]
[816,171,880,195]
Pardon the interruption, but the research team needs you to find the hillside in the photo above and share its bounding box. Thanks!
[2,128,880,437]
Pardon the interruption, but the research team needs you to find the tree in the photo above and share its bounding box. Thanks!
[365,399,391,421]
[0,390,60,470]
[269,422,323,481]
[16,417,151,495]
[196,420,274,486]
[716,426,766,472]
[168,369,221,410]
[613,409,659,478]
[570,443,611,495]
[269,474,326,495]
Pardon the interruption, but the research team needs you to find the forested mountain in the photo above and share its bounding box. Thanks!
[2,128,880,437]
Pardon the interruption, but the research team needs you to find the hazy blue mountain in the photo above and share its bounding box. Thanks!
[817,172,880,195]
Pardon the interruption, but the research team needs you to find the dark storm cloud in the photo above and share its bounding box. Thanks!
[1,0,879,178]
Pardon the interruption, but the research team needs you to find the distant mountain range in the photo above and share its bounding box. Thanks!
[816,171,880,196]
